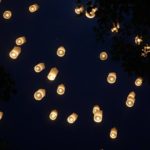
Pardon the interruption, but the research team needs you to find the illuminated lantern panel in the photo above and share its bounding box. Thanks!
[67,113,78,124]
[15,36,26,46]
[34,63,45,73]
[9,46,21,60]
[92,105,100,114]
[110,127,118,139]
[34,89,46,101]
[75,5,84,15]
[57,46,66,57]
[85,7,98,19]
[93,110,103,123]
[57,84,65,95]
[111,23,120,33]
[29,4,39,13]
[107,72,117,84]
[3,10,12,20]
[99,51,108,61]
[49,110,58,121]
[0,111,3,120]
[47,67,59,81]
[135,77,143,87]
[135,36,143,45]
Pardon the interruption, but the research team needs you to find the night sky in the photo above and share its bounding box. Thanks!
[0,0,150,150]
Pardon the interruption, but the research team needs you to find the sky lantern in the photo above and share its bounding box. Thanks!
[34,63,45,73]
[57,84,65,95]
[75,5,84,15]
[107,72,117,84]
[99,51,108,61]
[85,7,97,19]
[110,127,118,139]
[49,110,58,121]
[0,111,3,120]
[29,4,39,13]
[15,36,26,46]
[135,77,143,87]
[126,91,136,108]
[93,105,103,123]
[111,23,120,33]
[135,36,143,45]
[47,67,59,81]
[34,89,46,101]
[9,46,21,60]
[67,113,78,124]
[3,10,12,19]
[57,46,66,57]
[92,105,100,114]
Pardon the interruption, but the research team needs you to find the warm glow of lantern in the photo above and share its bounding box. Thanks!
[49,110,58,121]
[3,10,12,19]
[47,67,59,81]
[85,7,97,19]
[135,36,143,45]
[29,4,39,13]
[15,36,26,46]
[135,77,143,87]
[92,105,100,114]
[0,111,3,120]
[94,110,103,123]
[126,91,136,108]
[34,89,46,101]
[9,46,21,59]
[99,51,108,61]
[75,5,84,15]
[107,72,117,84]
[111,23,120,33]
[34,63,45,73]
[57,84,65,95]
[67,113,78,124]
[57,46,66,57]
[110,127,118,139]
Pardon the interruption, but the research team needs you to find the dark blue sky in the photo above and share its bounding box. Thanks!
[0,0,150,150]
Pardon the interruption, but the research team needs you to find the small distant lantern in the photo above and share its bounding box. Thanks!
[34,89,46,101]
[107,72,117,84]
[29,4,39,13]
[135,36,143,45]
[85,7,97,19]
[75,5,84,15]
[34,63,45,73]
[92,105,100,114]
[15,36,26,46]
[111,23,120,33]
[47,67,59,81]
[99,51,108,61]
[0,111,3,120]
[67,113,78,124]
[57,84,65,95]
[128,91,136,99]
[3,10,12,19]
[57,46,66,57]
[126,91,136,108]
[94,110,103,123]
[110,127,118,139]
[135,77,143,87]
[141,44,150,57]
[9,46,21,60]
[49,110,58,121]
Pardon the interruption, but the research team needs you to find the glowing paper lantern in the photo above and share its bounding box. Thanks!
[75,5,84,15]
[9,46,21,60]
[135,77,143,87]
[94,110,103,123]
[29,4,39,13]
[85,7,97,19]
[47,67,59,81]
[135,36,143,45]
[111,23,120,33]
[34,89,46,101]
[57,46,66,57]
[57,84,65,95]
[0,111,3,120]
[126,91,136,108]
[49,110,58,121]
[3,10,12,19]
[34,63,45,73]
[15,36,26,46]
[99,51,108,61]
[92,105,100,114]
[67,113,78,124]
[107,72,117,84]
[110,127,118,139]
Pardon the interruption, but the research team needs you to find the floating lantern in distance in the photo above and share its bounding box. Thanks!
[49,110,58,121]
[126,91,136,108]
[135,77,143,87]
[135,36,143,45]
[34,63,45,73]
[9,46,21,60]
[107,72,117,84]
[92,105,100,114]
[99,51,108,61]
[3,10,12,19]
[128,91,136,99]
[110,127,118,139]
[29,4,39,13]
[111,23,120,33]
[15,36,26,46]
[67,113,78,124]
[57,84,65,95]
[57,46,66,57]
[0,111,3,120]
[75,5,84,15]
[34,89,46,101]
[85,7,97,19]
[94,110,103,123]
[47,67,59,81]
